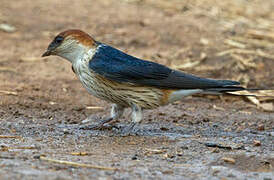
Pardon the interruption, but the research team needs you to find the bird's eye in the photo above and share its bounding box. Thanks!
[54,36,64,44]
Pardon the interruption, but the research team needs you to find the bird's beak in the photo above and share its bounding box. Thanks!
[42,50,51,57]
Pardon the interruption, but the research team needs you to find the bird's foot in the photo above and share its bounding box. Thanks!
[79,117,118,130]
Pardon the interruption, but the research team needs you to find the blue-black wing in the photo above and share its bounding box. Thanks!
[89,44,242,90]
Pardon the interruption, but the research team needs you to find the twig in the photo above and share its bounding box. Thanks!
[39,156,118,171]
[0,90,18,96]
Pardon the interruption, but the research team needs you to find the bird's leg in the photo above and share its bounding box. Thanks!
[80,104,124,130]
[121,104,143,136]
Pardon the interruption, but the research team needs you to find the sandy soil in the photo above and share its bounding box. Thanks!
[0,0,273,179]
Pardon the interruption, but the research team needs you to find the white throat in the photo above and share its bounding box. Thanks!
[72,47,96,73]
[59,44,94,64]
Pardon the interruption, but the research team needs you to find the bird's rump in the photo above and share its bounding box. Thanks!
[89,44,243,91]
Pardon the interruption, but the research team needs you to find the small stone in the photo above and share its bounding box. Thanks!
[227,173,236,178]
[81,118,92,124]
[0,23,16,32]
[162,170,173,174]
[180,146,188,150]
[200,38,209,45]
[158,112,166,116]
[33,155,41,159]
[211,148,220,153]
[253,140,261,146]
[176,150,183,156]
[163,153,174,159]
[49,101,56,105]
[160,127,169,131]
[62,128,70,134]
[131,154,138,160]
[257,124,265,131]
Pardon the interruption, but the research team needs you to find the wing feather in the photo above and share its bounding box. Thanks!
[89,44,241,89]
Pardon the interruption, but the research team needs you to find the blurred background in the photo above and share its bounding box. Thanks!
[0,0,273,179]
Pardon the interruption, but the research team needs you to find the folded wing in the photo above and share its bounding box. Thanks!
[89,44,243,91]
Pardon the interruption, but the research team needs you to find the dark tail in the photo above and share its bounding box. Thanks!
[202,80,263,96]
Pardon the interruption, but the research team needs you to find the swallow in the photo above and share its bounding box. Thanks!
[42,29,247,135]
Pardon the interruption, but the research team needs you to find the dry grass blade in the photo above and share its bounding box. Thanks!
[0,135,21,139]
[213,105,225,111]
[228,90,274,100]
[194,65,224,72]
[40,156,118,171]
[86,106,104,110]
[172,53,207,70]
[246,96,274,112]
[216,49,274,59]
[228,90,274,112]
[231,36,274,48]
[145,148,167,155]
[172,60,201,69]
[2,146,37,150]
[0,67,16,73]
[224,39,246,49]
[247,29,274,40]
[230,54,256,68]
[0,90,18,95]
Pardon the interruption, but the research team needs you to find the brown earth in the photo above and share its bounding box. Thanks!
[0,0,273,179]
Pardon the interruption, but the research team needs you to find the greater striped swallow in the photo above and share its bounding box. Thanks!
[42,29,246,135]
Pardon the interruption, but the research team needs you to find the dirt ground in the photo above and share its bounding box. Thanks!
[0,0,273,179]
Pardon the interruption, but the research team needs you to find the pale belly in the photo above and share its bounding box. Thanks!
[75,65,164,109]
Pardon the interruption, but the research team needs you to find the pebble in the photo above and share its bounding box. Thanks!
[62,128,70,134]
[257,124,265,131]
[0,23,16,32]
[253,140,261,146]
[131,154,138,160]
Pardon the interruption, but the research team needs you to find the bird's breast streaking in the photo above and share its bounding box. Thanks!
[73,47,169,109]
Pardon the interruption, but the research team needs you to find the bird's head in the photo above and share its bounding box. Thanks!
[42,29,97,63]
